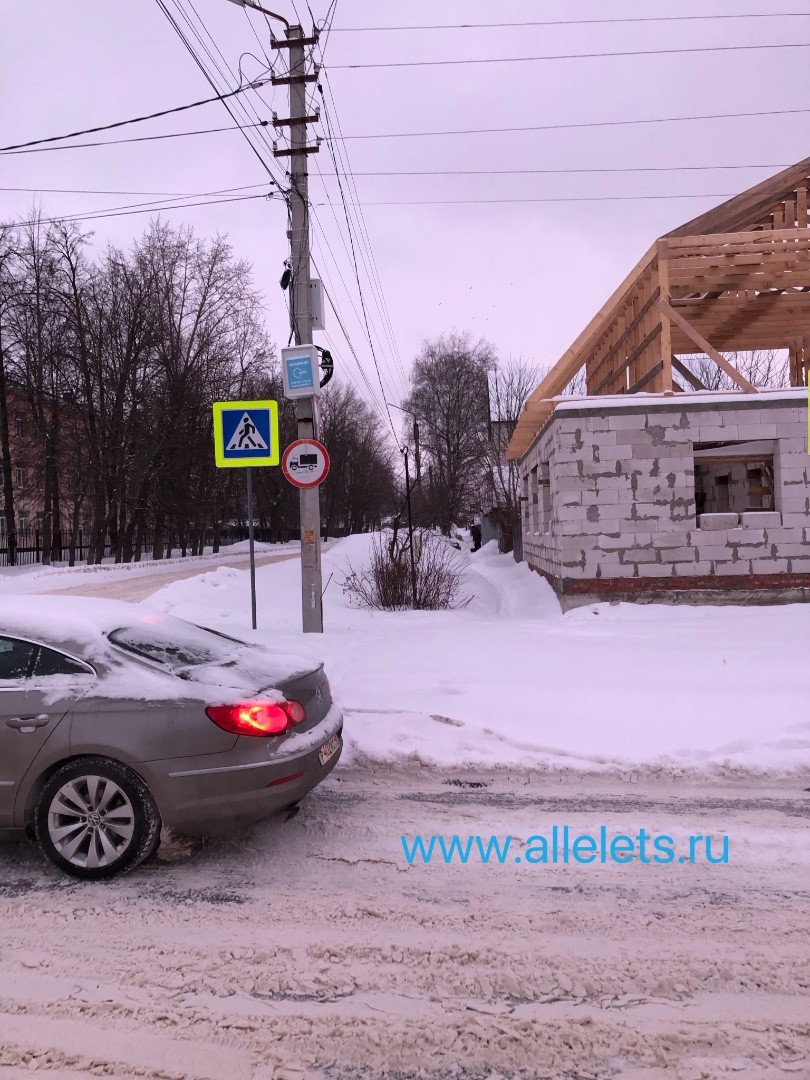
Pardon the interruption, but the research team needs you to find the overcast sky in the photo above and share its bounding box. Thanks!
[2,2,808,431]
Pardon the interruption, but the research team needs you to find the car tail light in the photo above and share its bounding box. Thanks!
[283,699,306,725]
[206,699,306,737]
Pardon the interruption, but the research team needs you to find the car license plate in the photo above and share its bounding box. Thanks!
[318,733,341,766]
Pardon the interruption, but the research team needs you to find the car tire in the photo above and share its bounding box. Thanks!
[35,757,162,881]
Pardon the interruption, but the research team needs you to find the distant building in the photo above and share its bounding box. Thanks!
[0,386,81,554]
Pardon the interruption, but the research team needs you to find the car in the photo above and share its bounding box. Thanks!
[0,596,343,880]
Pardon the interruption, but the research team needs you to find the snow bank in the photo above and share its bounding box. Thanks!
[143,534,810,778]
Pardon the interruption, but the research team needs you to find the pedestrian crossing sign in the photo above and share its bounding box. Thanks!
[213,400,280,468]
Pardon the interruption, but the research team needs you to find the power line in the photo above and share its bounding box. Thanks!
[312,194,745,207]
[324,106,810,141]
[0,84,269,153]
[316,75,409,399]
[330,42,810,70]
[329,13,810,31]
[155,0,282,182]
[0,122,272,156]
[10,192,275,230]
[0,189,759,229]
[314,164,787,178]
[315,103,400,436]
[0,183,267,197]
[4,107,805,158]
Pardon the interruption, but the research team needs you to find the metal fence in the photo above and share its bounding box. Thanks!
[0,525,292,568]
[0,529,140,568]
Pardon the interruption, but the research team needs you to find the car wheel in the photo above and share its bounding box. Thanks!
[35,757,161,881]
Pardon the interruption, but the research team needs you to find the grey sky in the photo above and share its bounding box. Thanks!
[2,2,808,431]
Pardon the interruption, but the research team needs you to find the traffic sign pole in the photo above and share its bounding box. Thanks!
[212,399,279,631]
[246,467,257,631]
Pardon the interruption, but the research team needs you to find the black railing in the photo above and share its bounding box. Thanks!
[0,526,294,567]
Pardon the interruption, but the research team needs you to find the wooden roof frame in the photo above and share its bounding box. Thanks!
[507,156,810,461]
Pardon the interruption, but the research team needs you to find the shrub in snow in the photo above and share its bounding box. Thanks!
[342,527,468,611]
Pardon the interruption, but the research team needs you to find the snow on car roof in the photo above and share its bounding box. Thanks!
[1,595,170,652]
[0,595,315,704]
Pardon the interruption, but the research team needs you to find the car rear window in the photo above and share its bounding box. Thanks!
[108,620,241,671]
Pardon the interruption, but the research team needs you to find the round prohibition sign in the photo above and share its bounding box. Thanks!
[282,439,330,489]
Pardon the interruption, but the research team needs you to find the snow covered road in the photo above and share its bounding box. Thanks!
[44,551,297,602]
[2,535,809,1077]
[1,768,808,1079]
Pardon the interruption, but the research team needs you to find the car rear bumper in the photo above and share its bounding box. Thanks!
[134,705,344,834]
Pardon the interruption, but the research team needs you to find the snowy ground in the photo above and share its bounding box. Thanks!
[134,534,809,778]
[0,771,808,1079]
[1,535,809,1077]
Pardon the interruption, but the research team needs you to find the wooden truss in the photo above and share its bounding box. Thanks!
[507,156,810,460]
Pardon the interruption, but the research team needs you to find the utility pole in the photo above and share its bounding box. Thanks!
[272,23,323,632]
[402,446,418,610]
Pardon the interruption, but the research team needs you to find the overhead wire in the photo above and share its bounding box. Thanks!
[317,71,409,398]
[328,13,810,31]
[0,85,270,153]
[315,163,789,177]
[312,194,748,206]
[10,192,275,230]
[0,184,266,196]
[308,197,400,419]
[154,0,282,183]
[3,107,805,157]
[164,0,286,178]
[315,97,408,410]
[0,122,273,156]
[0,162,788,198]
[330,42,810,69]
[306,188,401,432]
[324,106,810,142]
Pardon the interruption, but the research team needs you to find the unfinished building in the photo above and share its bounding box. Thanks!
[507,158,810,607]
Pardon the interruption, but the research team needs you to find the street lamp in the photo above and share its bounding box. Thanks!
[224,0,290,31]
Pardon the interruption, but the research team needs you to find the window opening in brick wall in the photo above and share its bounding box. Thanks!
[694,440,775,517]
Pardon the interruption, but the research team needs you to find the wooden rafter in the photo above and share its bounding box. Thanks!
[507,156,810,461]
[658,300,757,393]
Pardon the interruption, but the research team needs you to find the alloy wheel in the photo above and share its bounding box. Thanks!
[47,774,136,870]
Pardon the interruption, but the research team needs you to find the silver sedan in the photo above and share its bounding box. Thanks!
[0,597,343,880]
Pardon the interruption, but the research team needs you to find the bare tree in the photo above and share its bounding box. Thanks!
[0,227,17,564]
[483,358,540,520]
[318,381,397,537]
[404,332,496,533]
[677,349,790,391]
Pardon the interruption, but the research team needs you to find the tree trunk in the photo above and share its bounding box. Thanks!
[0,345,16,567]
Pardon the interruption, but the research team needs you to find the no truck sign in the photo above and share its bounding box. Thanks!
[282,439,330,489]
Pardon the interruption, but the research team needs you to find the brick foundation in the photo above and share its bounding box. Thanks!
[529,563,810,610]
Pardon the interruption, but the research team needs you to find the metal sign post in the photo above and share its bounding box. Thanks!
[212,399,279,629]
[245,467,257,630]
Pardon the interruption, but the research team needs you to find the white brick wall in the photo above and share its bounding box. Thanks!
[520,396,810,588]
